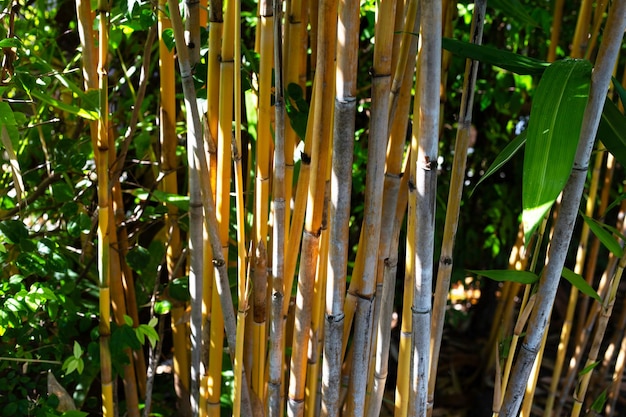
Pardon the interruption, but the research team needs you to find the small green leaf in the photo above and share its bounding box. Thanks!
[124,314,134,327]
[472,130,526,194]
[561,267,601,302]
[61,411,89,417]
[126,246,151,273]
[162,28,175,52]
[590,388,608,413]
[580,213,623,258]
[0,38,21,49]
[73,341,83,358]
[168,277,190,302]
[522,59,592,243]
[578,360,600,377]
[612,77,626,109]
[154,300,171,314]
[128,188,189,211]
[468,269,539,285]
[0,102,16,125]
[148,317,158,328]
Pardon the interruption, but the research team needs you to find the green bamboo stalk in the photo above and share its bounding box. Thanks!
[499,1,626,414]
[319,0,358,412]
[428,2,486,415]
[407,0,441,414]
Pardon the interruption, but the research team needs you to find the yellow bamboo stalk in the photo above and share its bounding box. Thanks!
[158,1,191,413]
[547,0,565,62]
[585,0,610,61]
[95,0,113,413]
[287,0,336,410]
[520,328,548,417]
[571,0,594,58]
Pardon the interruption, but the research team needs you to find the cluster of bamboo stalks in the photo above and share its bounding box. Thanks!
[69,0,626,415]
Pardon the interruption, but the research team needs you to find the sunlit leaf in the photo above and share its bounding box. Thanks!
[561,267,601,303]
[522,59,592,243]
[468,269,539,285]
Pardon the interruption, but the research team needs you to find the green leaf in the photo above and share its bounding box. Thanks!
[162,28,175,52]
[128,188,189,211]
[29,88,98,120]
[124,314,134,327]
[489,0,538,27]
[0,38,21,49]
[468,269,539,285]
[168,277,190,302]
[154,300,171,314]
[598,98,626,168]
[73,341,83,358]
[590,388,608,413]
[60,411,89,417]
[561,267,601,302]
[578,360,600,376]
[442,38,549,75]
[0,102,17,125]
[0,220,29,244]
[472,130,526,194]
[522,59,592,243]
[580,212,623,258]
[126,246,151,274]
[612,77,626,109]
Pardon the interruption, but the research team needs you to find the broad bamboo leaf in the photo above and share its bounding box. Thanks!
[522,59,592,243]
[468,269,538,285]
[598,98,626,167]
[561,267,601,303]
[489,0,538,27]
[442,38,549,75]
[472,130,526,194]
[580,212,624,258]
[129,188,189,211]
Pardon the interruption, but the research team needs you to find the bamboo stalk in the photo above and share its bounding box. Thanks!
[268,0,286,411]
[158,0,191,413]
[287,0,336,411]
[543,144,605,417]
[428,3,486,415]
[547,0,565,62]
[407,0,442,414]
[95,0,113,413]
[571,0,594,58]
[571,247,626,417]
[343,0,395,414]
[184,0,201,66]
[319,0,358,411]
[605,295,626,415]
[499,1,626,414]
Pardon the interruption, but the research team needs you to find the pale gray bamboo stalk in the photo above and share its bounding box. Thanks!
[344,1,395,415]
[166,1,203,412]
[166,2,253,416]
[499,2,626,415]
[428,1,486,415]
[408,0,442,415]
[184,0,200,66]
[268,0,285,411]
[320,10,357,408]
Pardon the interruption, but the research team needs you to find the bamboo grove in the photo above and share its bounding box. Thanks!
[1,0,626,416]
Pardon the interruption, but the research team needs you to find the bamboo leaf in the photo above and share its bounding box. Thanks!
[489,0,538,27]
[590,388,608,413]
[468,269,539,285]
[522,59,592,243]
[128,188,189,211]
[578,361,600,377]
[612,77,626,109]
[29,88,98,120]
[598,98,626,167]
[472,130,526,195]
[442,38,549,75]
[580,212,624,257]
[561,267,601,303]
